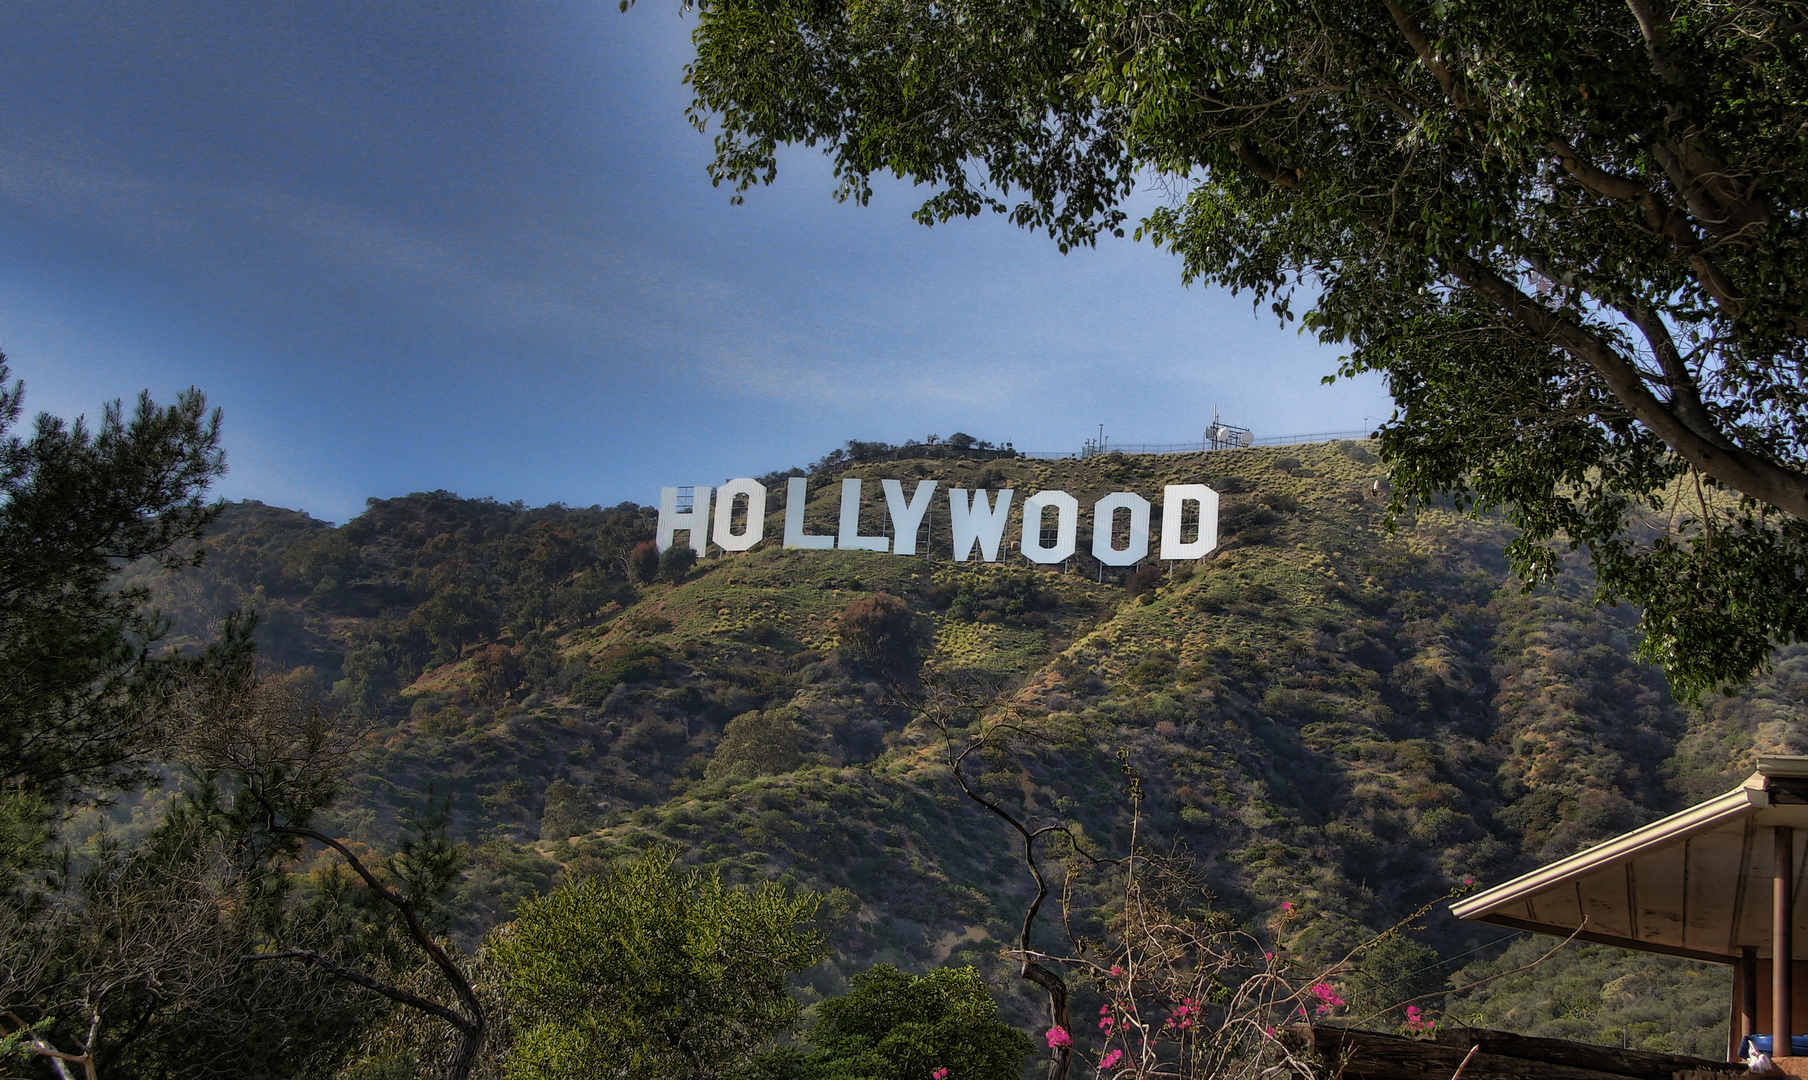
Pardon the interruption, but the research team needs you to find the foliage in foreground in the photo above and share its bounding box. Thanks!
[684,0,1808,696]
[0,354,227,805]
[490,846,823,1080]
[763,964,1035,1080]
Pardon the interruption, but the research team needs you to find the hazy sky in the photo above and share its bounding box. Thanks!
[1,1,1391,524]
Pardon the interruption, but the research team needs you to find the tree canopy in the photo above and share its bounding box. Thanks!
[838,592,923,676]
[490,846,823,1080]
[800,964,1035,1080]
[0,355,228,803]
[684,0,1808,694]
[705,708,805,780]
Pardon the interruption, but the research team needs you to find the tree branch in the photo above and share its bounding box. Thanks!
[240,950,474,1033]
[1,1011,84,1080]
[1229,139,1297,188]
[267,822,483,1029]
[1623,0,1682,84]
[1383,0,1467,107]
[1547,137,1803,331]
[899,677,1076,1080]
[1452,257,1808,518]
[265,821,486,1080]
[943,743,1074,1080]
[1546,138,1649,203]
[1612,299,1736,450]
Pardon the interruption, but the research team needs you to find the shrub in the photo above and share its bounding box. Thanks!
[570,645,667,705]
[837,592,921,674]
[470,642,526,704]
[707,709,805,780]
[1125,565,1162,599]
[417,705,468,738]
[538,777,596,842]
[1128,655,1176,684]
[936,571,1052,626]
[626,540,660,584]
[659,544,698,585]
[1343,933,1443,1018]
[784,964,1035,1080]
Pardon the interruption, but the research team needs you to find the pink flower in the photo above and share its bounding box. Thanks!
[1308,983,1346,1014]
[1100,1050,1123,1071]
[932,1070,949,1080]
[1263,951,1275,962]
[1462,877,1474,886]
[1109,965,1124,976]
[1046,1026,1073,1049]
[1281,901,1294,912]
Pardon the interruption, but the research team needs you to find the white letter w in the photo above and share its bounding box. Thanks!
[948,488,1014,562]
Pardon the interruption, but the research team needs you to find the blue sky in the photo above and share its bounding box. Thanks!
[1,1,1391,524]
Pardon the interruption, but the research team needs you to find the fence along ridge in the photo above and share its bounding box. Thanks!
[780,429,1377,481]
[1018,429,1374,460]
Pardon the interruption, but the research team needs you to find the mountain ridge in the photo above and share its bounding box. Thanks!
[120,438,1808,1057]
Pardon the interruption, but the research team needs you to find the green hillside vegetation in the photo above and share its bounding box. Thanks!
[115,439,1808,1061]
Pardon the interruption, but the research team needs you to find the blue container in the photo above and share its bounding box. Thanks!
[1740,1035,1808,1057]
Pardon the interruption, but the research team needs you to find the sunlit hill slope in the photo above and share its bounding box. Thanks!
[126,438,1808,1056]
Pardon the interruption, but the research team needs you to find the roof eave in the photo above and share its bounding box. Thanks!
[1451,784,1769,922]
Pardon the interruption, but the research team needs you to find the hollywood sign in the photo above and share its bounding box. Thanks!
[657,477,1219,566]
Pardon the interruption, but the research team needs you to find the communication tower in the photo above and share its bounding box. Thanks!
[1205,406,1253,450]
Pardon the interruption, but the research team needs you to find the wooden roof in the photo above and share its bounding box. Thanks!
[1452,757,1808,964]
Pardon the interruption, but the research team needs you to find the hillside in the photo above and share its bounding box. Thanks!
[125,439,1808,1057]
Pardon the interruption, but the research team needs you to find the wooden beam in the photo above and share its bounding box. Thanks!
[1300,1025,1744,1080]
[1466,913,1732,964]
[1778,826,1795,1056]
[1734,946,1757,1061]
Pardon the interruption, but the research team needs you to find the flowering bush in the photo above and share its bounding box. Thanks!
[1400,1005,1438,1039]
[1307,984,1346,1015]
[1012,856,1475,1080]
[908,675,1479,1080]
